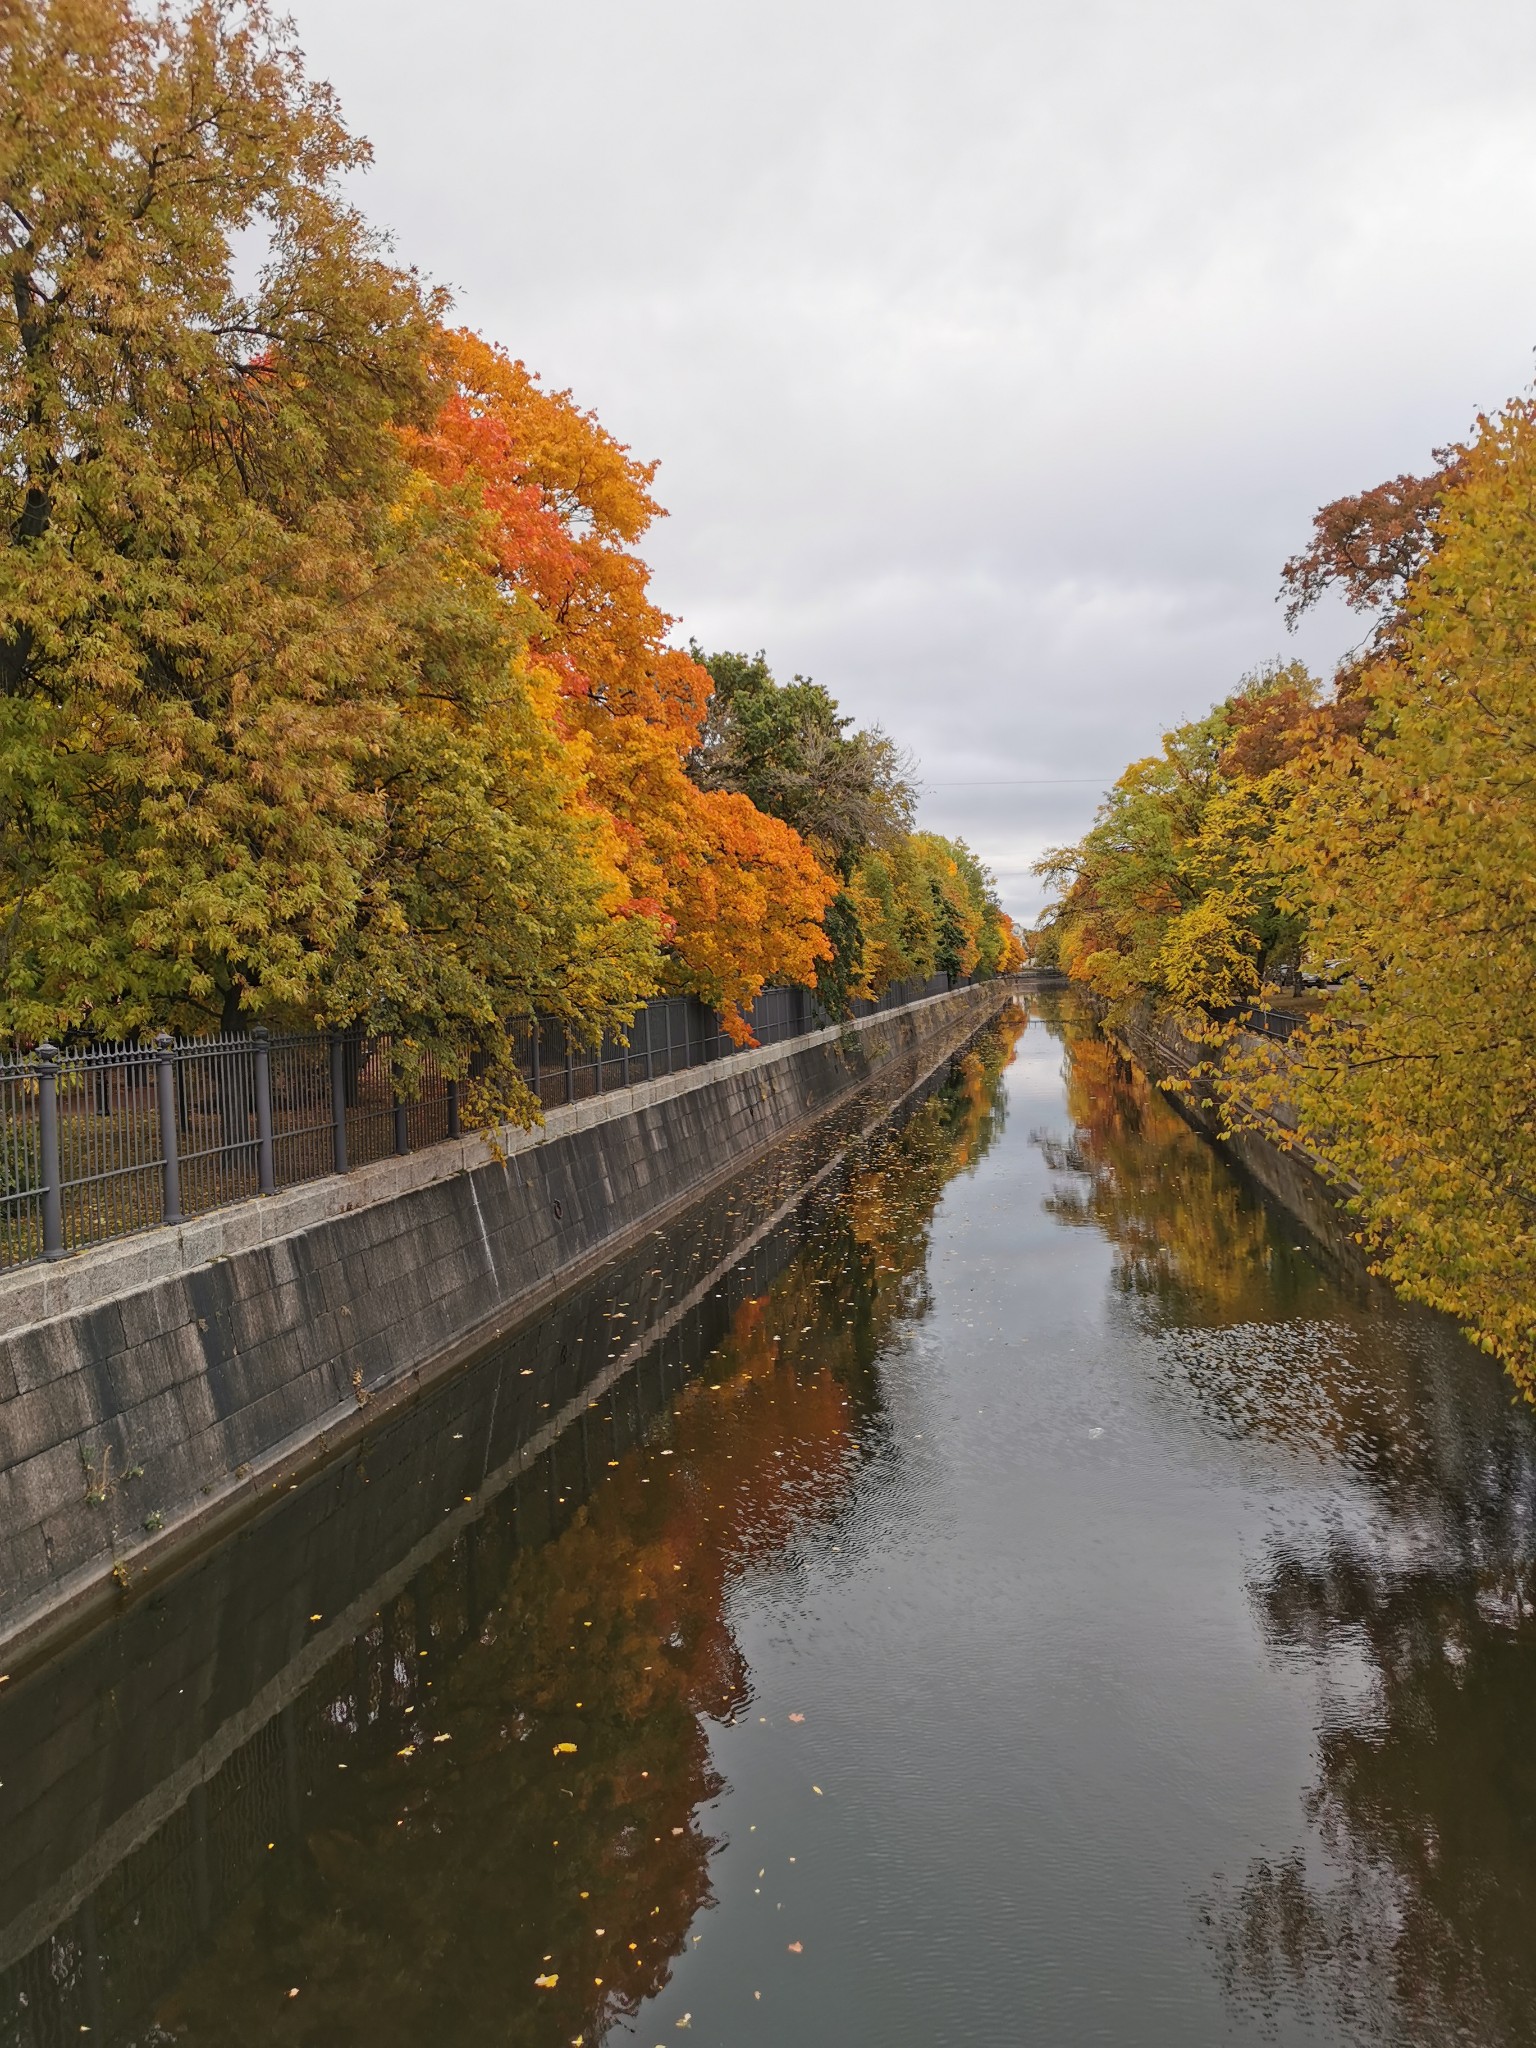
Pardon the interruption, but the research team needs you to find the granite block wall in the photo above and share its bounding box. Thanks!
[0,983,1006,1660]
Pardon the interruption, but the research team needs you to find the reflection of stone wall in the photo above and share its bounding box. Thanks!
[0,1029,985,2046]
[0,984,1008,1665]
[1114,1008,1371,1278]
[0,1241,766,2041]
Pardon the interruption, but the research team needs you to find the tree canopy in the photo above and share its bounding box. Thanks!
[688,647,1020,1013]
[0,0,1020,1101]
[1035,390,1536,1394]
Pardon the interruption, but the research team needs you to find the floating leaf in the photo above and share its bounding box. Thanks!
[534,1973,558,1990]
[553,1741,578,1755]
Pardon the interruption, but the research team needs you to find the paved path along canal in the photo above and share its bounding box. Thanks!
[6,995,1535,2045]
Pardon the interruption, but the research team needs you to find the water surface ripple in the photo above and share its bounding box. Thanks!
[6,997,1535,2046]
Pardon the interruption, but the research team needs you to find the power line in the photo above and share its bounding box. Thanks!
[920,777,1109,787]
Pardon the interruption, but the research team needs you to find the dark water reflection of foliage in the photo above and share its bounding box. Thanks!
[1033,1009,1332,1328]
[1207,1456,1536,2048]
[1044,997,1536,2048]
[141,1011,1026,2048]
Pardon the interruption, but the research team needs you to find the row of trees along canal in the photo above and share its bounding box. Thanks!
[1033,392,1536,1395]
[0,0,1023,1124]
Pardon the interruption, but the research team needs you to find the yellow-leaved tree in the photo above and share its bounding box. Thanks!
[0,0,659,1103]
[1277,399,1536,1386]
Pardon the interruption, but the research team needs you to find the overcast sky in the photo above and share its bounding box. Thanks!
[286,0,1536,921]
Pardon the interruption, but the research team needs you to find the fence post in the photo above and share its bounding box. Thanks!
[35,1044,64,1261]
[446,1078,461,1140]
[530,1019,541,1104]
[155,1034,184,1225]
[252,1026,276,1196]
[393,1090,409,1157]
[330,1035,349,1175]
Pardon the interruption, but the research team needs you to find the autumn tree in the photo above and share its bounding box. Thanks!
[1042,389,1536,1392]
[687,646,915,865]
[1035,662,1322,1014]
[413,332,836,1039]
[0,0,1002,1088]
[1280,450,1467,632]
[0,0,655,1089]
[1274,399,1536,1389]
[686,644,921,1011]
[687,646,1024,1005]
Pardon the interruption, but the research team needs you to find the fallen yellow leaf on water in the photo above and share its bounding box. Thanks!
[787,1941,803,1953]
[788,1713,805,1723]
[553,1742,578,1755]
[534,1974,558,1989]
[396,1747,414,1759]
[812,1785,823,1795]
[433,1733,451,1743]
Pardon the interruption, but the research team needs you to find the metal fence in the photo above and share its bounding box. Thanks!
[0,972,965,1272]
[1219,1002,1309,1043]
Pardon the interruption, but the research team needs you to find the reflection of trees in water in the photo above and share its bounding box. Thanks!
[1033,1005,1435,1479]
[1189,1234,1536,2038]
[146,1012,1027,2047]
[1207,1454,1536,2048]
[1034,998,1536,2043]
[1032,1014,1329,1327]
[841,1008,1026,1352]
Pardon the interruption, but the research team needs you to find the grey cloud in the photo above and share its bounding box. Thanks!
[291,0,1536,917]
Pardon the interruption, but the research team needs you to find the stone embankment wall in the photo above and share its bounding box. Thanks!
[1114,1004,1367,1271]
[0,982,1010,1664]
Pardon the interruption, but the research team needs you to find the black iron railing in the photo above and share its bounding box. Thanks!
[0,972,970,1271]
[1211,1002,1309,1043]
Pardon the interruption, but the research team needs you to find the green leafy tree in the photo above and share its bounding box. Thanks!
[688,648,1021,1006]
[687,646,914,869]
[0,0,658,1084]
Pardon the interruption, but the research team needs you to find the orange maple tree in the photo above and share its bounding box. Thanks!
[405,329,835,1038]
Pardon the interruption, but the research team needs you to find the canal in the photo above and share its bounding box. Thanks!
[5,994,1536,2046]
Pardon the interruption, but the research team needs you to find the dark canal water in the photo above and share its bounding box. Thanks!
[6,995,1536,2046]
